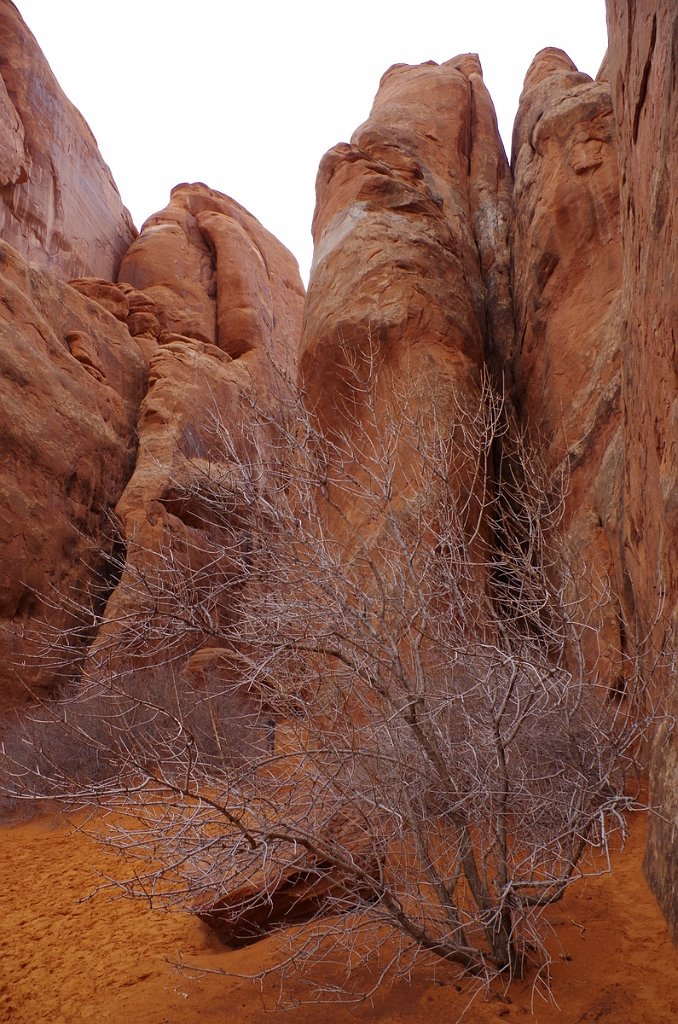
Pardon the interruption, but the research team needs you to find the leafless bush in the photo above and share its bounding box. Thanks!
[0,347,665,1000]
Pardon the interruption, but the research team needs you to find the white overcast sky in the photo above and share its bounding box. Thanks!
[17,0,607,282]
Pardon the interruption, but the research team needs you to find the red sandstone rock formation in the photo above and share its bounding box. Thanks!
[119,184,302,373]
[0,1,136,279]
[301,55,512,558]
[184,63,513,937]
[89,183,304,671]
[1,0,678,957]
[303,56,512,385]
[0,4,305,708]
[606,0,678,941]
[510,47,624,687]
[0,242,146,707]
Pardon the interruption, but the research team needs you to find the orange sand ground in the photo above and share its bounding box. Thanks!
[1,810,677,1024]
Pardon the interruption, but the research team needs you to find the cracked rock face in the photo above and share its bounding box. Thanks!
[0,0,136,279]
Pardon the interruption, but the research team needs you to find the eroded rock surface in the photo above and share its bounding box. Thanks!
[0,242,146,707]
[304,55,512,381]
[510,47,624,686]
[198,811,381,947]
[119,183,302,372]
[92,183,305,673]
[301,56,512,557]
[187,62,514,935]
[606,0,678,940]
[0,1,136,279]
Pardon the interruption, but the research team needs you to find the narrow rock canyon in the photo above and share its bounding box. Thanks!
[0,0,677,1015]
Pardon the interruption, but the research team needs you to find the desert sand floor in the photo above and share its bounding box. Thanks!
[1,808,677,1023]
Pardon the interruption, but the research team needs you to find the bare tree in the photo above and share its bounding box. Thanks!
[0,347,662,1000]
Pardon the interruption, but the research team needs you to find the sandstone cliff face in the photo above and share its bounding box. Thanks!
[606,0,678,940]
[0,1,136,279]
[510,48,624,686]
[301,56,512,557]
[0,241,146,708]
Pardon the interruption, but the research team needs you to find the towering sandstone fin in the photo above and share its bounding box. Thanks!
[510,47,624,688]
[606,0,678,939]
[303,55,513,383]
[0,0,136,279]
[0,3,146,706]
[512,11,678,939]
[301,55,512,557]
